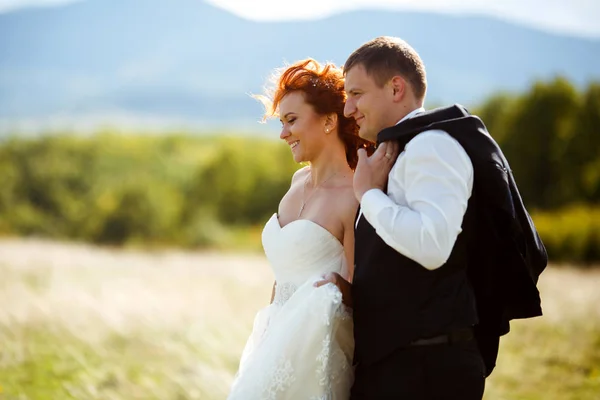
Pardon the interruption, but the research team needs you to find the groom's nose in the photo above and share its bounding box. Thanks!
[344,98,356,118]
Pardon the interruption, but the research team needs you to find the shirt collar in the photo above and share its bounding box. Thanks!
[395,107,425,125]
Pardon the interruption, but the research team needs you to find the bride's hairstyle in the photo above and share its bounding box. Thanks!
[255,58,374,170]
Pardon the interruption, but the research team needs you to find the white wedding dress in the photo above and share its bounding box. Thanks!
[228,213,355,400]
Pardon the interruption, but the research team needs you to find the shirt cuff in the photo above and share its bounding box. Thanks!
[360,188,396,228]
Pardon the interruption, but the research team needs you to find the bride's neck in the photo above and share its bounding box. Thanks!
[308,152,351,187]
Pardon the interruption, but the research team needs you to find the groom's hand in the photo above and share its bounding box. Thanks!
[314,272,353,308]
[354,140,400,202]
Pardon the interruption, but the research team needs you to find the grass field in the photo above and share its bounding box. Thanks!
[0,239,599,399]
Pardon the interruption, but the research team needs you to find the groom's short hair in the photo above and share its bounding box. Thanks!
[344,36,427,101]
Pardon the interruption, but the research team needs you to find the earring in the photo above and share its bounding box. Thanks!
[325,128,330,133]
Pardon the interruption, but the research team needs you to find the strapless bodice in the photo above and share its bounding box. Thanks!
[261,213,345,302]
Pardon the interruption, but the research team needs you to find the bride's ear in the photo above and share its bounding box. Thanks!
[324,113,338,134]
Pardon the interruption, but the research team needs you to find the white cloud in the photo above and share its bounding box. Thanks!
[0,0,82,13]
[206,0,600,38]
[1,0,598,38]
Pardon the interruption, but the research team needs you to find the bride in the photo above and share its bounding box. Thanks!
[227,59,374,399]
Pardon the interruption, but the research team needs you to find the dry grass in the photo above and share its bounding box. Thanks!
[0,239,598,399]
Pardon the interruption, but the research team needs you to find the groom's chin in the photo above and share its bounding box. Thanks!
[358,127,375,142]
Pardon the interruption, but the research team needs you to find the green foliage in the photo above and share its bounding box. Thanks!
[475,78,600,209]
[0,132,298,249]
[472,92,516,144]
[187,137,296,226]
[0,78,599,261]
[567,83,600,203]
[532,205,600,265]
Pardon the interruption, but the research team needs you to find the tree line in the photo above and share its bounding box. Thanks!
[0,77,598,263]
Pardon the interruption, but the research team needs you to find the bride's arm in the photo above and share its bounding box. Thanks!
[314,193,357,308]
[314,210,354,306]
[342,222,355,283]
[270,281,276,304]
[341,191,358,283]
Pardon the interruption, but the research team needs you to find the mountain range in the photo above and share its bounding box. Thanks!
[1,0,599,133]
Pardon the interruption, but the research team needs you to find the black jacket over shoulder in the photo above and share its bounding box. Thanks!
[352,104,547,376]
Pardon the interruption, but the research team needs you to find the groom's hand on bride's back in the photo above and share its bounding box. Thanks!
[314,272,353,308]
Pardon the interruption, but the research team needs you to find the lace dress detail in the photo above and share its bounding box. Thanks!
[316,334,333,386]
[227,213,354,400]
[272,282,298,306]
[263,359,296,400]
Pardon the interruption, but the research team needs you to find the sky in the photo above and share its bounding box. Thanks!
[1,0,599,39]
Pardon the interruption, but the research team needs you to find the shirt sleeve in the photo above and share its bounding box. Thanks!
[360,130,474,270]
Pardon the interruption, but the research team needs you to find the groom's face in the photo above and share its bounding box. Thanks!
[344,64,394,142]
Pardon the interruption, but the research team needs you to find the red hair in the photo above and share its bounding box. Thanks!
[256,58,374,169]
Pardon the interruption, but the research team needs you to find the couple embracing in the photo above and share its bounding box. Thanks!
[227,36,547,400]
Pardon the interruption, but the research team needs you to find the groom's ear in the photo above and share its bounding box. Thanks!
[390,76,406,102]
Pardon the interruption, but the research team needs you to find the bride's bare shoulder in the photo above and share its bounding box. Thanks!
[338,185,359,213]
[291,166,310,185]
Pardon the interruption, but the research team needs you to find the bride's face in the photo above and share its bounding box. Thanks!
[279,91,328,164]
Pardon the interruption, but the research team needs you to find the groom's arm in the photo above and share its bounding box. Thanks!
[358,131,473,270]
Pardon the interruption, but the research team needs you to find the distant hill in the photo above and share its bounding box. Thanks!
[1,0,599,132]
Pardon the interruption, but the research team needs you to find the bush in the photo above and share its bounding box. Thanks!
[532,205,600,265]
[0,133,298,249]
[1,132,599,264]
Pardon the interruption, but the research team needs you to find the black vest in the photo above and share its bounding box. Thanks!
[352,105,546,374]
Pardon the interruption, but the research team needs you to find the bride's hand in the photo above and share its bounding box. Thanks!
[314,272,353,308]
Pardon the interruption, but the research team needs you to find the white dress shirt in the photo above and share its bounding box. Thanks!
[357,108,474,270]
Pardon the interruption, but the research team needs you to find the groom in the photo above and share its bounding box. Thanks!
[316,36,546,399]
